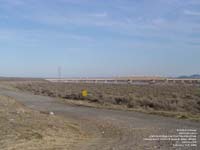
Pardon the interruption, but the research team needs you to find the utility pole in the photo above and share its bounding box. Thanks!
[58,66,62,82]
[56,66,62,97]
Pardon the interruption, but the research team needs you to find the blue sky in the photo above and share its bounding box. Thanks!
[0,0,200,77]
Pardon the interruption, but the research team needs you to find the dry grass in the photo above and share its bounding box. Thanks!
[0,95,88,150]
[15,82,200,120]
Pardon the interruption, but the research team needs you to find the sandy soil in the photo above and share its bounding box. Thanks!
[15,81,200,120]
[0,86,199,150]
[0,95,89,150]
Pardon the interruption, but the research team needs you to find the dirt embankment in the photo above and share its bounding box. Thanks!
[0,95,88,150]
[0,85,200,150]
[15,82,200,120]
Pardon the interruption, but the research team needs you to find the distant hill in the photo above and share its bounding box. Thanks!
[178,74,200,79]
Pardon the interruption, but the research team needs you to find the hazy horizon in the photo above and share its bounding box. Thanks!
[1,74,200,79]
[0,0,200,77]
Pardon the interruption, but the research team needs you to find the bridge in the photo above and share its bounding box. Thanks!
[46,77,200,85]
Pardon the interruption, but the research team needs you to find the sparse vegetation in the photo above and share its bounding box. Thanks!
[15,81,200,120]
[194,88,200,97]
[0,95,87,150]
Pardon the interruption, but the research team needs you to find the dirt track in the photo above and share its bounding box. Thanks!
[0,88,199,150]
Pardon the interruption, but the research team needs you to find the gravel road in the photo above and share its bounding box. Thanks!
[0,88,199,150]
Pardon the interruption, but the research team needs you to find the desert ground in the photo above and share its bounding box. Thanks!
[15,81,200,120]
[0,79,200,150]
[0,95,89,150]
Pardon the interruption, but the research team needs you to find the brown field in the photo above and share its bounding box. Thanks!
[1,80,200,149]
[0,95,88,150]
[14,81,200,120]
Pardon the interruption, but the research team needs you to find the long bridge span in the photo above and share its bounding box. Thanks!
[46,77,200,85]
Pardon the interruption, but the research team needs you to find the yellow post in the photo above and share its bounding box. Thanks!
[82,90,88,97]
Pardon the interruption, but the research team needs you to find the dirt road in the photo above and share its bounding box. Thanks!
[0,88,199,150]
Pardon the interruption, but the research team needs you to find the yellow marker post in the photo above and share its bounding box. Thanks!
[82,90,88,97]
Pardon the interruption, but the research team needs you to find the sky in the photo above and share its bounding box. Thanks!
[0,0,200,77]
